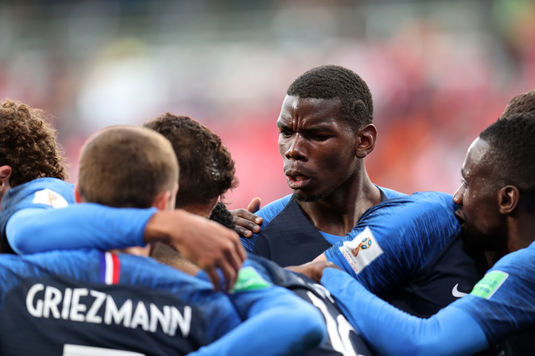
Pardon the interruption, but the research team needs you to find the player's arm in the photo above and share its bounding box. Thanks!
[7,204,245,291]
[191,270,326,356]
[321,267,488,356]
[321,193,461,294]
[6,205,155,253]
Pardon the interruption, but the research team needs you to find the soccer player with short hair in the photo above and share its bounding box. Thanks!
[143,114,373,356]
[144,113,237,216]
[306,112,535,355]
[0,126,325,355]
[0,100,246,290]
[236,65,487,317]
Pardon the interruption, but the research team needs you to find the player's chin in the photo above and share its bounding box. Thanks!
[461,227,486,254]
[461,227,503,255]
[294,190,328,202]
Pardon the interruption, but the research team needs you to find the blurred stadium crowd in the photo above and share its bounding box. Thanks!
[0,0,533,207]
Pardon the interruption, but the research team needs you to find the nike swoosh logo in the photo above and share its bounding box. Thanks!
[452,283,468,298]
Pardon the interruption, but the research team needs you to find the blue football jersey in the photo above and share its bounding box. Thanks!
[0,250,325,356]
[248,187,405,266]
[324,191,487,316]
[0,178,75,253]
[321,242,535,355]
[0,250,238,355]
[453,241,535,344]
[243,255,374,356]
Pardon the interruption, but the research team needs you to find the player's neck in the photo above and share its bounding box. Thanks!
[298,171,381,236]
[151,242,200,276]
[506,213,535,253]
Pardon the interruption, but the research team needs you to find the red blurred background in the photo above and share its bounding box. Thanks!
[0,0,533,208]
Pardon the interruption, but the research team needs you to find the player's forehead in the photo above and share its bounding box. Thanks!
[462,137,492,178]
[277,95,343,128]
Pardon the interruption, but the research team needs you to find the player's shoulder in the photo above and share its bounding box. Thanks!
[490,242,535,277]
[366,190,456,220]
[19,177,73,193]
[255,194,293,226]
[0,249,102,286]
[3,177,74,210]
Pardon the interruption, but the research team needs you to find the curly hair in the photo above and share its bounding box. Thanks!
[502,91,535,117]
[0,100,66,186]
[287,65,373,130]
[144,113,237,208]
[480,112,535,211]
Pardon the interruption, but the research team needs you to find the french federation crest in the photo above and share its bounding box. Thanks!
[340,227,383,274]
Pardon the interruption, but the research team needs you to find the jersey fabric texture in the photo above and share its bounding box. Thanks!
[0,250,325,356]
[321,241,535,355]
[0,178,75,253]
[1,177,158,254]
[324,191,487,316]
[321,267,488,356]
[247,186,404,266]
[453,241,535,355]
[245,254,373,356]
[0,250,233,355]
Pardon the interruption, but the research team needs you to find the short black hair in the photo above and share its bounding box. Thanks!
[287,65,373,129]
[480,113,535,211]
[209,201,236,230]
[144,113,237,208]
[502,91,535,117]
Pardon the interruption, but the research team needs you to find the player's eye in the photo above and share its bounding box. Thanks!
[280,129,292,138]
[313,134,331,141]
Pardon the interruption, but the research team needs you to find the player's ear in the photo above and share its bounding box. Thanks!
[0,165,12,184]
[498,185,519,214]
[73,185,83,203]
[355,124,377,158]
[153,190,172,211]
[0,165,12,200]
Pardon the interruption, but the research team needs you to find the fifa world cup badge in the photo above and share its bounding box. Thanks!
[340,227,383,274]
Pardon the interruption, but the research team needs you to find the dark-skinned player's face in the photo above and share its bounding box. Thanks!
[453,138,506,253]
[277,95,359,202]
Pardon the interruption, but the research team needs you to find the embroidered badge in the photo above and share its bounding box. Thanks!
[231,267,271,293]
[32,189,69,208]
[339,227,383,274]
[470,270,509,299]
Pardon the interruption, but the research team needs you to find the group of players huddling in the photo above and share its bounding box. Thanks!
[0,65,534,355]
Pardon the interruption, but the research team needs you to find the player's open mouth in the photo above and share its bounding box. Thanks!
[286,174,310,189]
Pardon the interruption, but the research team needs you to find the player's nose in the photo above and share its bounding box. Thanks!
[285,135,306,161]
[452,185,464,206]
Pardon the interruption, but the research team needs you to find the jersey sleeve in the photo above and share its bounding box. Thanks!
[452,245,535,343]
[321,267,489,356]
[193,260,326,355]
[323,192,461,295]
[6,204,157,254]
[116,253,241,343]
[0,178,75,252]
[240,194,292,252]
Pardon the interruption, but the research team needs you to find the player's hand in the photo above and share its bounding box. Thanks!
[230,197,263,238]
[287,260,340,283]
[144,209,246,292]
